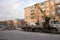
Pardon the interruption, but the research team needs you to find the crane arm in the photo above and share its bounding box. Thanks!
[35,3,51,20]
[35,3,46,17]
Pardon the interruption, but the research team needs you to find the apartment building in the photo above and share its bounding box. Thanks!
[24,0,60,26]
[13,19,25,28]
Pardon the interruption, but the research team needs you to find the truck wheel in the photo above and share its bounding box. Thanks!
[51,29,57,33]
[35,28,39,32]
[21,28,27,32]
[28,28,32,32]
[38,29,42,32]
[21,28,24,31]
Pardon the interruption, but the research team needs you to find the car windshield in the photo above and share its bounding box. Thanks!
[51,21,59,24]
[53,21,60,24]
[54,21,58,24]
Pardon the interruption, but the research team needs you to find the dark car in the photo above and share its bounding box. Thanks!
[0,25,7,30]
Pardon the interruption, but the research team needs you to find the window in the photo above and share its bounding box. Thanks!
[41,2,44,5]
[30,16,35,19]
[42,9,45,12]
[51,21,58,24]
[31,10,34,12]
[56,7,60,14]
[58,10,60,13]
[26,16,27,19]
[54,21,58,24]
[31,6,35,12]
[52,12,55,14]
[31,13,34,15]
[51,21,54,24]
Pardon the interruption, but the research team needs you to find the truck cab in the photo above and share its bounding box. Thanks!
[50,20,60,32]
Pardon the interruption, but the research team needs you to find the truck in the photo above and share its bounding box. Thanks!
[50,20,60,33]
[20,20,60,33]
[20,0,60,33]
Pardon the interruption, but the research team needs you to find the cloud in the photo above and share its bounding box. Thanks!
[0,0,45,21]
[24,0,45,7]
[0,0,24,20]
[25,0,37,7]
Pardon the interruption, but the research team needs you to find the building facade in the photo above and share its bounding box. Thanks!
[24,0,60,26]
[13,19,25,28]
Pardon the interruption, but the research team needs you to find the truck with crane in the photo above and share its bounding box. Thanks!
[20,0,60,33]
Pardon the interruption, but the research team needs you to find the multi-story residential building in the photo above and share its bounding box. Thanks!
[13,19,25,28]
[0,21,7,26]
[24,5,38,25]
[7,20,14,27]
[24,0,60,26]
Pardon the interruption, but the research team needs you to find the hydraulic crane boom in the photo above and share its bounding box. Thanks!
[34,0,56,28]
[35,3,47,17]
[35,3,50,27]
[35,0,56,20]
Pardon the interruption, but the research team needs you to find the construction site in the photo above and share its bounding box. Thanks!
[19,0,60,33]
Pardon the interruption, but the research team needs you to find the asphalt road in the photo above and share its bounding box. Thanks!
[0,30,60,40]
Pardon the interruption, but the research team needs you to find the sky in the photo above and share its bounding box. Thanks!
[0,0,45,21]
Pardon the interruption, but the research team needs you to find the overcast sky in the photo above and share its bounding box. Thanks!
[0,0,45,21]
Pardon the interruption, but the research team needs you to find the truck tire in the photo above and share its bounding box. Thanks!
[38,29,43,32]
[34,28,42,32]
[35,28,39,32]
[21,28,27,32]
[51,28,57,33]
[28,28,32,32]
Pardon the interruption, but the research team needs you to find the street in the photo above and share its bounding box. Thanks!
[0,30,60,40]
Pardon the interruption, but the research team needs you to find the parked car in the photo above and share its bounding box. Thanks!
[0,25,7,30]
